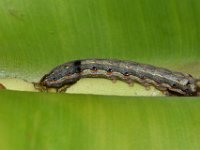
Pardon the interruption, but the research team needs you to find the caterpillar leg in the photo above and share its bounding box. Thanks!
[33,82,47,92]
[56,84,73,93]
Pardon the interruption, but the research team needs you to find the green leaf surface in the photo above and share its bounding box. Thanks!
[0,90,200,150]
[0,0,200,79]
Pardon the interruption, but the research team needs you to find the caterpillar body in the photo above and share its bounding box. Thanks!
[34,59,200,96]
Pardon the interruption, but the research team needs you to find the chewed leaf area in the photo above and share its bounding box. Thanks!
[0,78,165,96]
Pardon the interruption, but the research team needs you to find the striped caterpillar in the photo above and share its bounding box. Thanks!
[34,59,200,96]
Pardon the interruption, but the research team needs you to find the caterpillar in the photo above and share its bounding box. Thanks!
[34,59,200,96]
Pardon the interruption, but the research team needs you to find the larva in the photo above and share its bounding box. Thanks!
[34,59,200,96]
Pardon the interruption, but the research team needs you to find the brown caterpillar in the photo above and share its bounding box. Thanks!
[34,59,200,96]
